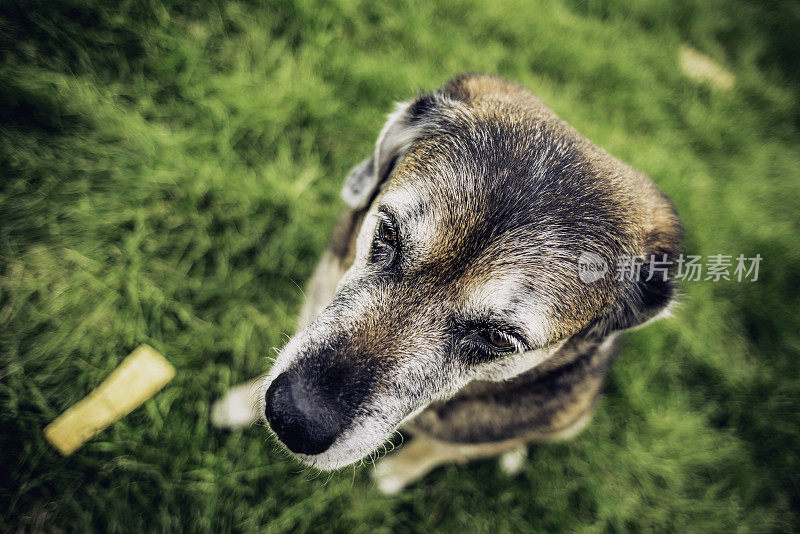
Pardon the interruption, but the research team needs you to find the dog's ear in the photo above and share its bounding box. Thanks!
[342,95,439,210]
[595,210,683,336]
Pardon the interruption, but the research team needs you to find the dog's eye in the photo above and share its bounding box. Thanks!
[377,218,398,248]
[479,329,516,352]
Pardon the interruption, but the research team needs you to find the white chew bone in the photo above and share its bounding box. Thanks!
[44,345,175,455]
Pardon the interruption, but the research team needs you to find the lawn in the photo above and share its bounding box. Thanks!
[2,0,799,531]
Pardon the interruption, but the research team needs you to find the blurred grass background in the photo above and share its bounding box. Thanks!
[1,0,799,531]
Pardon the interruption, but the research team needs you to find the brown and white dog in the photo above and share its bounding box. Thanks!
[212,74,682,493]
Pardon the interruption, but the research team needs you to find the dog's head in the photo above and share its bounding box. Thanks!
[260,75,681,469]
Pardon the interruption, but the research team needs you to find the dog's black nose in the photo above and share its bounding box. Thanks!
[264,371,342,455]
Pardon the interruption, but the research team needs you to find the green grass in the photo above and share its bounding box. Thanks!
[2,0,799,531]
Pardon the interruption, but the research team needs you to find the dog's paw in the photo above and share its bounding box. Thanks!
[372,438,450,494]
[210,380,262,429]
[372,461,408,495]
[373,454,425,495]
[499,446,527,476]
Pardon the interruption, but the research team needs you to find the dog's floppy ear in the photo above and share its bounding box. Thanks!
[596,209,683,335]
[341,96,436,210]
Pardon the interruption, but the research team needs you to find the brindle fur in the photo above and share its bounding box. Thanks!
[212,74,682,492]
[311,207,621,446]
[297,196,623,491]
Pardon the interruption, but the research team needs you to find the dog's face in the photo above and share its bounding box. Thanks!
[260,75,681,469]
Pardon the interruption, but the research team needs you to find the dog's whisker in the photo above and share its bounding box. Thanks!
[288,277,315,329]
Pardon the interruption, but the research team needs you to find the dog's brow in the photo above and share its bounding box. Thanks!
[380,187,429,221]
[377,204,399,222]
[464,277,555,348]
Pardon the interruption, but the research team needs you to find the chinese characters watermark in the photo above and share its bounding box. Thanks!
[578,253,762,284]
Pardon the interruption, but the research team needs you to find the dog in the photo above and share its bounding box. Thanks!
[211,74,682,493]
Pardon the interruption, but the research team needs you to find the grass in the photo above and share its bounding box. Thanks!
[1,0,799,531]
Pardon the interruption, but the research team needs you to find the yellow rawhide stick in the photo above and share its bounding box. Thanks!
[45,344,175,455]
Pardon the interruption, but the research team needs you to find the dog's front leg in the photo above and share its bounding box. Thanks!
[372,435,528,494]
[211,248,350,429]
[210,377,265,429]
